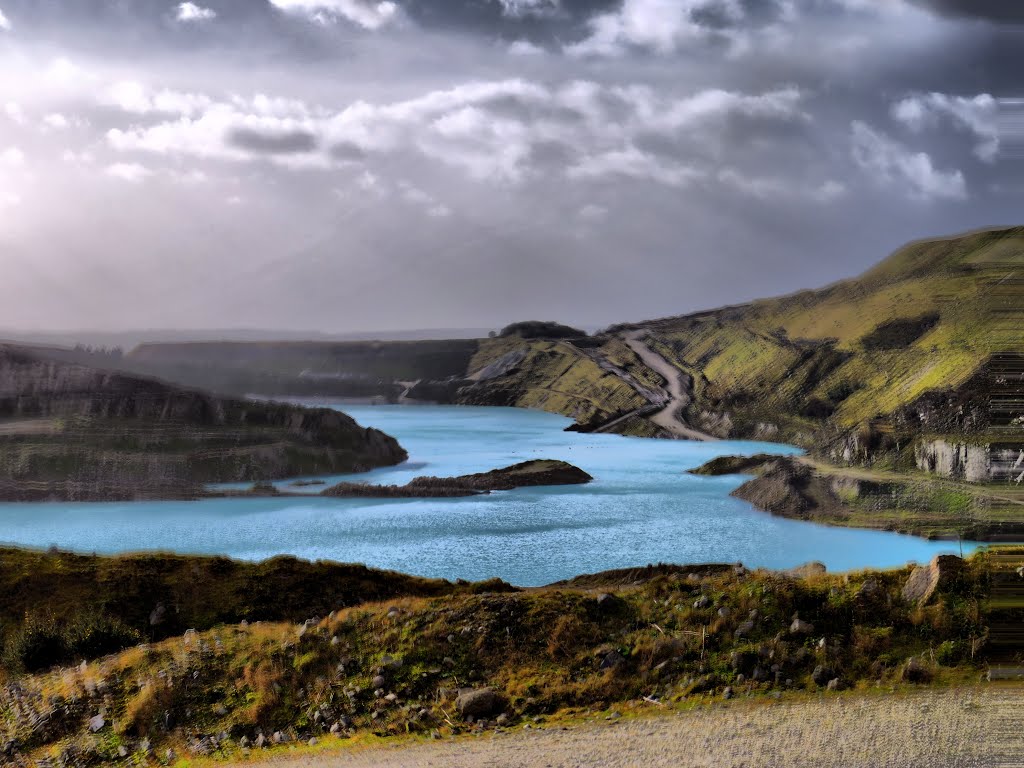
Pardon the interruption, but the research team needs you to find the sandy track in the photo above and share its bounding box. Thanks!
[229,686,1023,768]
[622,331,717,441]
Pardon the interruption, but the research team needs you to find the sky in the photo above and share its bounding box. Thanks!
[0,0,1022,334]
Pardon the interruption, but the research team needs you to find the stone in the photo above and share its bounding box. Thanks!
[790,618,815,636]
[88,714,105,733]
[496,713,510,726]
[239,737,250,748]
[117,745,129,758]
[856,579,881,601]
[371,675,387,689]
[785,562,827,579]
[329,723,341,734]
[455,689,508,719]
[902,657,932,683]
[693,595,711,609]
[272,731,286,744]
[308,738,317,747]
[722,687,733,700]
[717,607,731,618]
[902,555,964,606]
[827,678,840,691]
[600,651,626,670]
[734,620,755,639]
[812,665,834,686]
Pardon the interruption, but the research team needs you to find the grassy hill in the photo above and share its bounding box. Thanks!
[631,227,1024,444]
[459,227,1024,458]
[0,549,1002,765]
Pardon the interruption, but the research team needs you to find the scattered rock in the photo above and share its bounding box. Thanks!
[856,579,881,601]
[790,618,815,636]
[785,562,827,579]
[812,665,835,687]
[735,620,756,639]
[600,651,626,670]
[902,657,932,683]
[455,689,508,719]
[902,555,964,606]
[88,714,105,733]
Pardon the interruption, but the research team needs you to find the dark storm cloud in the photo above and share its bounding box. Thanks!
[0,0,1021,335]
[227,126,319,155]
[911,1,1024,23]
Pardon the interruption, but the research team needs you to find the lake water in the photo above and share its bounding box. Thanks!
[0,405,973,586]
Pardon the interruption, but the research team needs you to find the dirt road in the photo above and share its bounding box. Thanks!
[622,331,717,441]
[227,686,1022,768]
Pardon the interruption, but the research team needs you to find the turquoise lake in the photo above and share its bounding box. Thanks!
[0,405,974,586]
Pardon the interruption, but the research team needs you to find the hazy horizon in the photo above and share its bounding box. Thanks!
[2,0,1023,332]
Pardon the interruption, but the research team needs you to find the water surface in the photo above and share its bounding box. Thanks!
[0,405,973,585]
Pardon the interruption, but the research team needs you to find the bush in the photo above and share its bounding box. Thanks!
[4,612,141,672]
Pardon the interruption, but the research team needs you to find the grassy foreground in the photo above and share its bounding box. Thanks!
[1,549,1015,766]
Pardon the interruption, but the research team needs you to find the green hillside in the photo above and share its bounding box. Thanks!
[641,226,1024,440]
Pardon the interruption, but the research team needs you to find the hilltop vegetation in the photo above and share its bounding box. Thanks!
[0,547,513,675]
[0,549,1006,765]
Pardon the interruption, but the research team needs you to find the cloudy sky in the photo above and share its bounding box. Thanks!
[0,0,1022,334]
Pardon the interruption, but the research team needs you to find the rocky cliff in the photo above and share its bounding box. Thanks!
[0,345,407,500]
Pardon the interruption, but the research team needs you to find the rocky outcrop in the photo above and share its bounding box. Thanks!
[321,460,593,498]
[902,555,966,605]
[915,440,990,483]
[687,454,782,476]
[0,345,407,501]
[454,688,508,719]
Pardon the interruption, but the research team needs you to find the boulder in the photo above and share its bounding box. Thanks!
[789,618,815,636]
[902,555,964,605]
[455,689,508,719]
[902,657,932,683]
[812,665,835,686]
[600,650,627,670]
[784,562,827,579]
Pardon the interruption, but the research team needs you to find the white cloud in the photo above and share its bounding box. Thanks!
[569,145,704,188]
[0,147,25,168]
[176,2,217,22]
[508,40,545,56]
[0,8,10,32]
[103,81,213,117]
[578,203,608,221]
[568,0,745,57]
[105,163,154,183]
[717,169,846,203]
[104,79,808,189]
[891,92,998,162]
[42,113,69,130]
[40,113,89,132]
[498,0,559,18]
[3,102,25,125]
[851,121,966,201]
[269,0,400,30]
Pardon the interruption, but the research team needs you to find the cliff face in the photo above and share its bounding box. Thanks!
[0,346,407,500]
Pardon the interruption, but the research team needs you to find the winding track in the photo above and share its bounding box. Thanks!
[622,330,718,441]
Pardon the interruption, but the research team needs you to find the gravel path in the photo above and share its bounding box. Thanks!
[234,686,1023,768]
[622,331,717,442]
